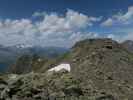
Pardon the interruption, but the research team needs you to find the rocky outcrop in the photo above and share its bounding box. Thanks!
[8,54,48,74]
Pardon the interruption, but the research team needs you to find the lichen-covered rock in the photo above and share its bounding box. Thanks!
[0,72,80,100]
[0,71,117,100]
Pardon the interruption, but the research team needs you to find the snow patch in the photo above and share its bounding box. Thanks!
[38,58,42,62]
[48,63,71,72]
[9,74,17,79]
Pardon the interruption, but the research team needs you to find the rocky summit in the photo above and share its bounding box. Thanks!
[1,38,133,100]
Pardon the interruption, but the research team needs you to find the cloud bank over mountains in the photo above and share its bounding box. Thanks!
[0,9,101,47]
[101,6,133,27]
[0,6,132,47]
[101,6,133,42]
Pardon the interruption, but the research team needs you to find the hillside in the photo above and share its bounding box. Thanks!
[1,38,133,100]
[121,40,133,53]
[0,45,68,72]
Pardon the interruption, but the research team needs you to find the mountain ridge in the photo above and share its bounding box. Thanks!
[1,38,133,99]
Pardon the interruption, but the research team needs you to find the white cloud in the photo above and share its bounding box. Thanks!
[101,18,113,26]
[32,12,47,17]
[121,33,133,41]
[0,9,101,47]
[114,6,133,23]
[105,32,133,43]
[100,6,133,42]
[107,34,115,39]
[101,6,133,27]
[36,9,101,34]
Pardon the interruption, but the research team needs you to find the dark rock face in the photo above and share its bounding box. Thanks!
[1,38,133,100]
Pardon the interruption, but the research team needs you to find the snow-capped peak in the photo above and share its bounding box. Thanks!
[15,44,33,49]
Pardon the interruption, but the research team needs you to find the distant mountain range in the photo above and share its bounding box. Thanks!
[121,40,133,53]
[1,39,133,72]
[0,44,69,72]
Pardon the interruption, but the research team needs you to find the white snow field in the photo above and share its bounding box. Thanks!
[48,63,71,72]
[8,74,17,79]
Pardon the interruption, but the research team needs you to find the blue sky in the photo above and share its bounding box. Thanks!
[0,0,132,18]
[0,0,133,47]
